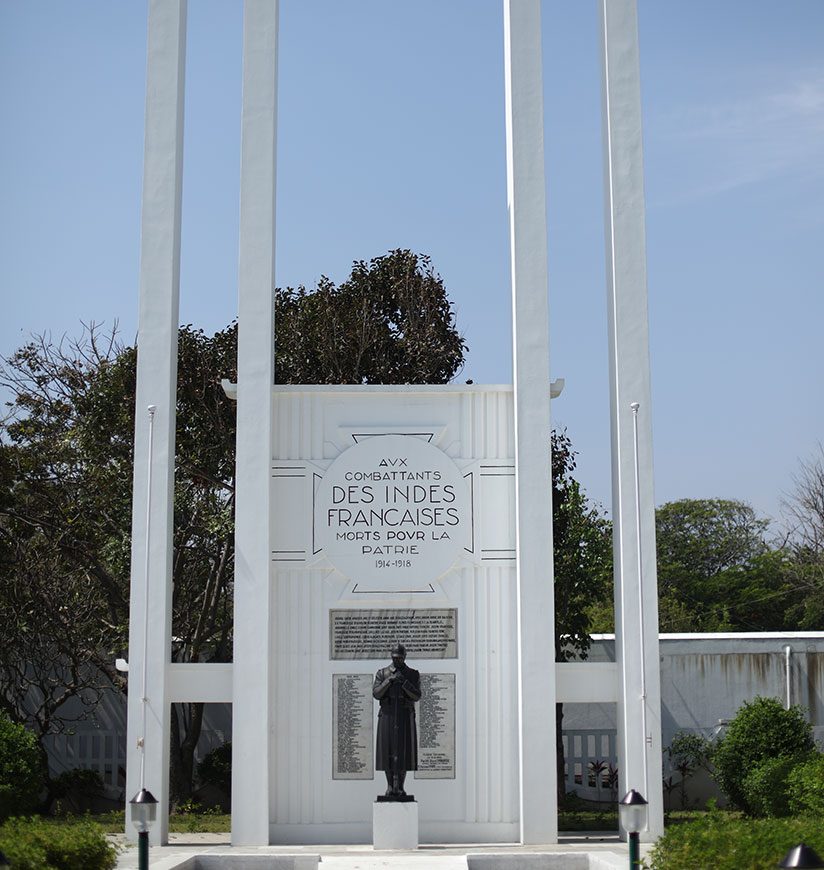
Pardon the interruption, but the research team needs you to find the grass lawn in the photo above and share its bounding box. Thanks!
[59,802,739,836]
[57,810,233,835]
[558,795,719,832]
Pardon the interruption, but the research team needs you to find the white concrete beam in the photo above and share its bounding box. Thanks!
[168,664,233,703]
[504,0,557,845]
[556,663,619,704]
[231,0,279,847]
[599,0,664,840]
[126,0,187,846]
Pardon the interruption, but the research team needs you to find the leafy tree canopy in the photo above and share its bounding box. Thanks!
[551,430,612,662]
[587,497,811,634]
[0,325,238,804]
[656,498,769,584]
[781,445,824,629]
[655,499,814,633]
[275,249,466,385]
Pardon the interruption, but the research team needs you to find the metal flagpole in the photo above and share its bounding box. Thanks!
[630,401,649,808]
[139,404,157,790]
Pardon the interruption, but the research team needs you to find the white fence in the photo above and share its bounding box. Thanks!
[44,727,229,798]
[562,729,618,802]
[46,730,125,792]
[45,724,616,803]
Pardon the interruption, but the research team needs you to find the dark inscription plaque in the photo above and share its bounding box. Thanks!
[332,673,373,780]
[330,609,457,660]
[415,672,456,779]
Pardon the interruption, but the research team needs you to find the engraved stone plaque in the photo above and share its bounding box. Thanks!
[314,434,470,589]
[332,673,373,780]
[415,672,456,779]
[330,609,458,660]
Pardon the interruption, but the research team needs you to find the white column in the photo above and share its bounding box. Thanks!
[503,0,557,845]
[599,0,664,840]
[231,0,279,847]
[125,0,187,846]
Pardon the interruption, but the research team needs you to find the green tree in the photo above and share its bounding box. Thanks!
[654,498,797,632]
[782,445,824,629]
[656,498,768,585]
[0,325,238,805]
[0,330,135,805]
[275,249,466,384]
[552,431,612,662]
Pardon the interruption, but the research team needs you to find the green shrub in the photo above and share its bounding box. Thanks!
[0,714,43,821]
[51,768,104,814]
[664,731,711,810]
[787,753,824,816]
[711,696,814,812]
[0,816,118,870]
[0,833,49,870]
[197,741,231,796]
[647,809,824,870]
[741,754,810,817]
[52,768,104,799]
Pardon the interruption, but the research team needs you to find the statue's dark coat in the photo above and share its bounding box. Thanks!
[373,664,421,771]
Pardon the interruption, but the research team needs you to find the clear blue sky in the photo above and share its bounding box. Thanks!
[2,1,822,530]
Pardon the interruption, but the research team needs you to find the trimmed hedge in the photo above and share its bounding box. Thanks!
[712,696,814,812]
[647,810,824,870]
[0,816,118,870]
[787,753,824,816]
[741,754,810,818]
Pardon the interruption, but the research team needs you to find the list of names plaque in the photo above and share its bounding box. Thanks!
[332,673,373,780]
[415,672,456,779]
[330,609,458,660]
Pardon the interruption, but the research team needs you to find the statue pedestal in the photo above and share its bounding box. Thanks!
[372,800,419,850]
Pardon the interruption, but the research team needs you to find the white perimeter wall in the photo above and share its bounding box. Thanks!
[567,633,824,747]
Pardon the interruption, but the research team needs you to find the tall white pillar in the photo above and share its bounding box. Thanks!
[231,0,279,847]
[126,0,187,846]
[599,0,664,840]
[503,0,557,845]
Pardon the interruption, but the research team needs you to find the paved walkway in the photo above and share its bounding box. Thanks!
[113,833,647,870]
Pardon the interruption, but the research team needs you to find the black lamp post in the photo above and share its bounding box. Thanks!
[779,844,824,869]
[130,787,158,870]
[619,789,648,869]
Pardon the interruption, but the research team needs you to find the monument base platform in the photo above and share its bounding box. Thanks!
[372,800,419,850]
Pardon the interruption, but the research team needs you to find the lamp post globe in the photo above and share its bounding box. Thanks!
[779,844,824,869]
[619,788,648,834]
[619,789,648,869]
[130,788,158,870]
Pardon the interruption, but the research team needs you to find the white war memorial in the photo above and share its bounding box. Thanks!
[125,0,663,848]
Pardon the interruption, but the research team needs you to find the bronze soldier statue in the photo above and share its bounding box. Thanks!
[373,643,421,800]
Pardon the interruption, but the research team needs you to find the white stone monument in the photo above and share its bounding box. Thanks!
[126,0,663,847]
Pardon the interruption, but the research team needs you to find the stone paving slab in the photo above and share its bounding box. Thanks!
[113,833,649,870]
